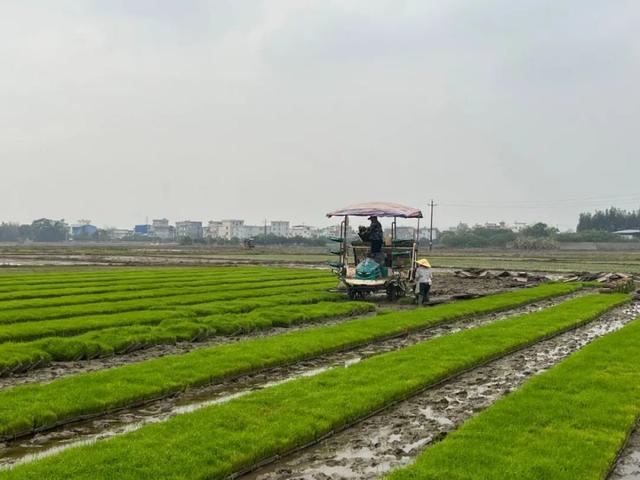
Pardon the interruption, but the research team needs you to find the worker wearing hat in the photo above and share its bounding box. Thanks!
[415,258,432,305]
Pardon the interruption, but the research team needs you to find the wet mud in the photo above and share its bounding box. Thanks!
[238,302,640,480]
[0,292,583,468]
[609,423,640,479]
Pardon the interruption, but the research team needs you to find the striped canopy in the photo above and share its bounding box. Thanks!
[326,202,423,219]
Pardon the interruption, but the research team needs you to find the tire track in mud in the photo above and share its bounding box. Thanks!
[0,292,583,469]
[237,302,640,480]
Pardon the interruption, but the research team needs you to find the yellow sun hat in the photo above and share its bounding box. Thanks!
[416,258,431,268]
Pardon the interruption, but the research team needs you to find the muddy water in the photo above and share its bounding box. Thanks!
[239,302,640,480]
[608,424,640,479]
[0,293,577,468]
[0,273,531,390]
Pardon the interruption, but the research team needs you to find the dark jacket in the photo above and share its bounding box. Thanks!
[369,219,383,242]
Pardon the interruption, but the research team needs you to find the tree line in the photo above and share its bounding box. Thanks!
[439,223,561,249]
[577,207,640,232]
[0,219,68,242]
[440,207,640,249]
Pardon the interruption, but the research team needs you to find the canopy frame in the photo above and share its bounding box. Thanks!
[326,202,423,219]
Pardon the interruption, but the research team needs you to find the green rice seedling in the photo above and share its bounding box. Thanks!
[0,268,330,301]
[176,291,342,315]
[0,292,342,343]
[0,274,333,312]
[0,266,303,289]
[0,293,627,479]
[386,317,640,480]
[0,280,337,324]
[0,268,243,294]
[0,283,584,439]
[0,301,374,371]
[0,310,194,343]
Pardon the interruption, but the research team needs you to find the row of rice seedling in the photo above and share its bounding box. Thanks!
[0,266,282,288]
[0,272,332,311]
[0,267,261,292]
[0,292,343,343]
[0,279,338,324]
[0,265,291,285]
[386,315,640,480]
[0,301,374,377]
[0,268,329,300]
[0,282,336,324]
[1,292,627,478]
[0,283,582,439]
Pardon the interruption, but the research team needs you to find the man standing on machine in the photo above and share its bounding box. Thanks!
[368,216,383,254]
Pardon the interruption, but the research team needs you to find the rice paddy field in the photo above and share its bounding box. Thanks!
[0,264,639,479]
[4,244,640,274]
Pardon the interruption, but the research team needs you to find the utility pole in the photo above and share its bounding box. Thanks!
[264,219,268,237]
[428,199,437,252]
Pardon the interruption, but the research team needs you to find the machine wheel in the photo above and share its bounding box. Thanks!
[348,288,368,300]
[386,284,403,302]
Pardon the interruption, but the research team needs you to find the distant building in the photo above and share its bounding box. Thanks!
[107,228,133,240]
[205,221,223,239]
[150,219,176,240]
[270,221,290,237]
[134,224,151,235]
[478,222,507,230]
[318,224,356,238]
[71,223,98,238]
[510,222,528,233]
[290,224,316,238]
[221,219,244,240]
[392,226,416,240]
[243,224,266,238]
[175,221,203,239]
[614,229,640,240]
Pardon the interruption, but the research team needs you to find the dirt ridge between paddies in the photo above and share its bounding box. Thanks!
[386,311,640,480]
[0,283,580,442]
[0,292,628,479]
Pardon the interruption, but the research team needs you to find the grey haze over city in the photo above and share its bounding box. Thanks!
[2,0,639,231]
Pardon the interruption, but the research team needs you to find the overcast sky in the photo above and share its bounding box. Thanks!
[1,1,639,231]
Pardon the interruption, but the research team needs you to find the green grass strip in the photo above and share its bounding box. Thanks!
[0,280,337,324]
[0,292,342,343]
[0,283,579,440]
[0,266,264,291]
[0,273,331,312]
[0,292,628,479]
[0,269,328,300]
[0,266,299,288]
[0,300,369,374]
[386,317,640,480]
[0,310,194,343]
